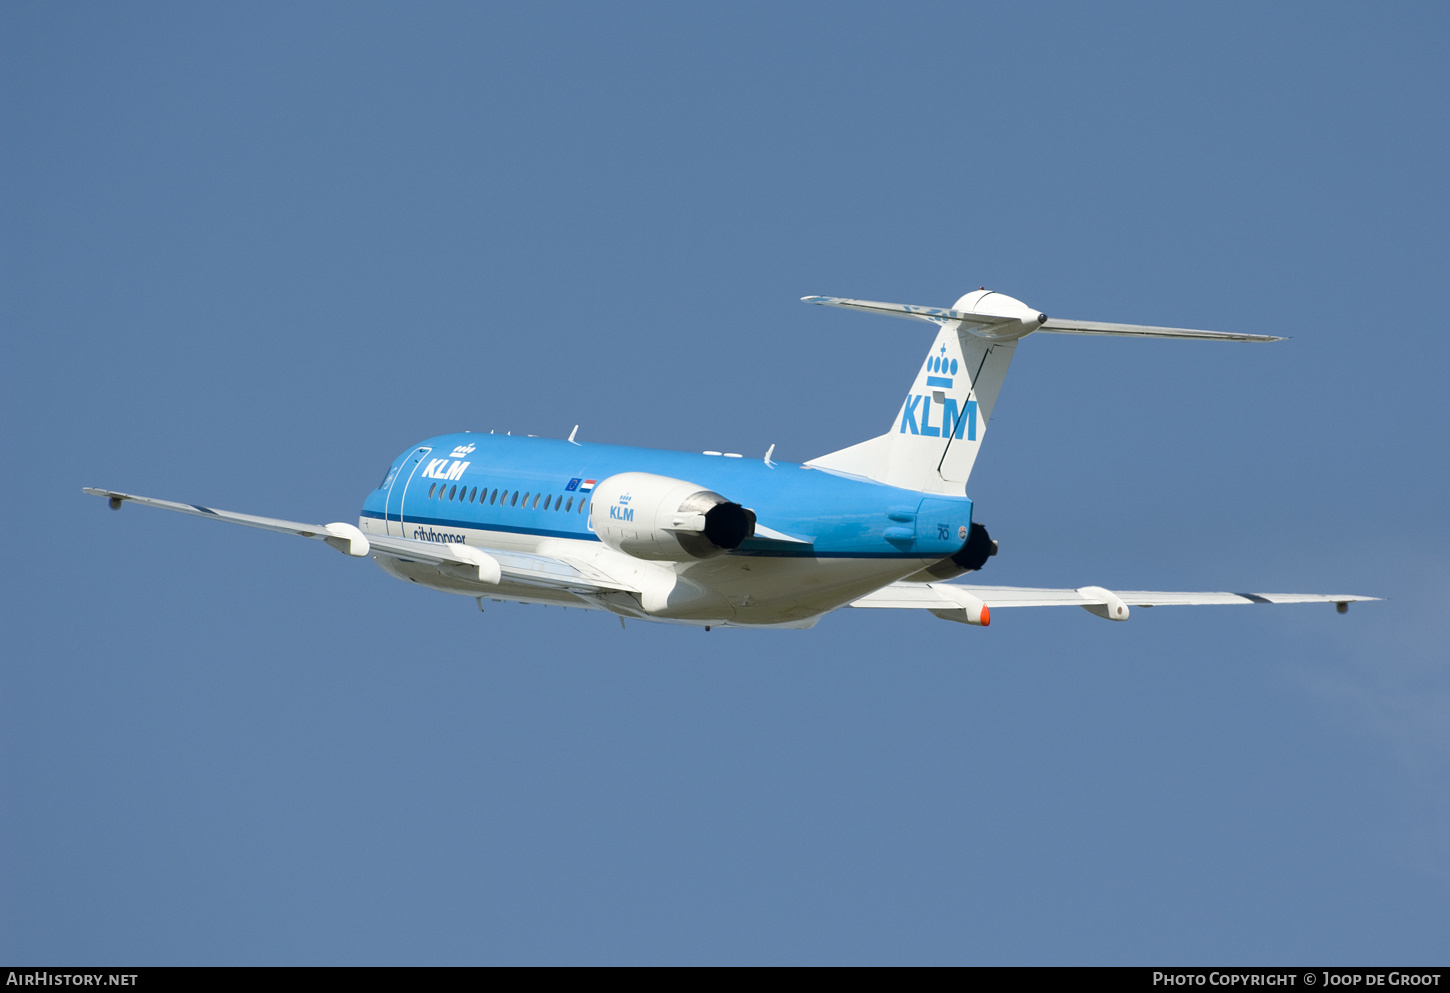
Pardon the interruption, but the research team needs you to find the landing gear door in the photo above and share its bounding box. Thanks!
[915,496,973,559]
[384,447,431,538]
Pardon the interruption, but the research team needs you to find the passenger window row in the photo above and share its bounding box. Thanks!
[424,482,587,514]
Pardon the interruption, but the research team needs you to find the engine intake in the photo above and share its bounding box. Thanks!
[590,472,757,561]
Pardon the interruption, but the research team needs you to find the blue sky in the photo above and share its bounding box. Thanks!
[3,1,1447,965]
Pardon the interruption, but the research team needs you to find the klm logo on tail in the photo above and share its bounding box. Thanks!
[901,395,976,439]
[900,344,977,439]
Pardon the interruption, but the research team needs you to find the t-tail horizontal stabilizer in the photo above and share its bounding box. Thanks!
[803,289,1282,494]
[803,295,1282,342]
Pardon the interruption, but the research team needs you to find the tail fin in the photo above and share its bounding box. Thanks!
[805,289,1033,493]
[803,289,1279,493]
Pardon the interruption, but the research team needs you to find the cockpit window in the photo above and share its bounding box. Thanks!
[379,465,399,490]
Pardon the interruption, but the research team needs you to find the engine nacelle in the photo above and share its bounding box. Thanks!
[589,472,756,561]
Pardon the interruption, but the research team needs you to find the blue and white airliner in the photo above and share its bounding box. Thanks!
[86,290,1375,629]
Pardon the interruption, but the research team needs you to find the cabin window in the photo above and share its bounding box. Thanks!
[469,487,477,503]
[428,483,437,498]
[446,485,455,500]
[521,492,530,507]
[531,494,540,509]
[565,496,573,512]
[579,497,587,513]
[489,489,498,505]
[510,491,519,507]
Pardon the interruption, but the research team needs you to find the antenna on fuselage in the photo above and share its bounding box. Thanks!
[569,425,580,444]
[764,444,776,467]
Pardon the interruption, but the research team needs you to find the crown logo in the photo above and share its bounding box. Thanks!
[618,492,632,505]
[927,346,958,377]
[450,443,476,458]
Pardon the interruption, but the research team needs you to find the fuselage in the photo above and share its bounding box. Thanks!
[358,433,976,626]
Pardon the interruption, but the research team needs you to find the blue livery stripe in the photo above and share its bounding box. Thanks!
[362,511,929,559]
[360,508,600,543]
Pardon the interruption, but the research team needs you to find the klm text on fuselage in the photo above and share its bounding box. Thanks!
[421,459,470,481]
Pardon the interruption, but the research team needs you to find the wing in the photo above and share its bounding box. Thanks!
[82,488,637,594]
[850,581,1378,625]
